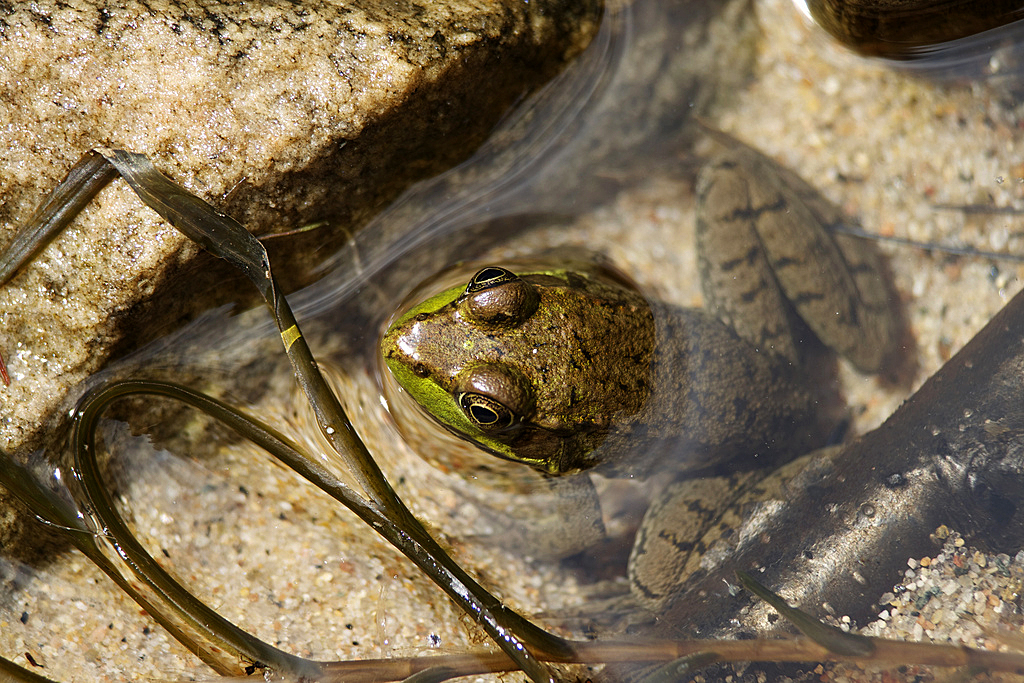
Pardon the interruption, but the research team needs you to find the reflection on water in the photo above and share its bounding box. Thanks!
[797,0,1024,78]
[5,0,1024,680]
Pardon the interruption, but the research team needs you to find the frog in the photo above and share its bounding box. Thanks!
[380,138,902,618]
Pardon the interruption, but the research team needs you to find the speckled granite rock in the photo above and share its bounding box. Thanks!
[0,0,600,457]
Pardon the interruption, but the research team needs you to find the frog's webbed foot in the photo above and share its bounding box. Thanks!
[695,144,900,375]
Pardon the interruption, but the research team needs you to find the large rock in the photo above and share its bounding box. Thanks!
[0,0,600,455]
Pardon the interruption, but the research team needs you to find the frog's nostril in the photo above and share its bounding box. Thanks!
[413,362,430,378]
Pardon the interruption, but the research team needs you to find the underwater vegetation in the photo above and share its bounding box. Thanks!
[6,1,1024,681]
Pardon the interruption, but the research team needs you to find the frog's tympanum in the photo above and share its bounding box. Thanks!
[381,144,901,613]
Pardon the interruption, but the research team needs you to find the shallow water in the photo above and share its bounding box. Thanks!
[3,0,1024,681]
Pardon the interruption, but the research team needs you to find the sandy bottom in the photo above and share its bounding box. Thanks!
[4,1,1024,681]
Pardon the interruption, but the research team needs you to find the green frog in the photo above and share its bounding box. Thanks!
[380,142,901,614]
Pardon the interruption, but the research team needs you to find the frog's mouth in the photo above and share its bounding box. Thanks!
[416,409,605,478]
[438,421,594,477]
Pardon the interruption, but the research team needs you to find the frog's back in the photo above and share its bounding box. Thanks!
[595,304,831,478]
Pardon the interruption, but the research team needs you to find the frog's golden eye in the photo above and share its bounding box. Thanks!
[466,266,518,292]
[460,266,539,326]
[459,393,515,430]
[455,364,534,433]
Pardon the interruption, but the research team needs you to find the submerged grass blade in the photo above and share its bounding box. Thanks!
[0,441,286,676]
[736,571,875,656]
[69,380,330,680]
[88,149,573,679]
[0,151,117,286]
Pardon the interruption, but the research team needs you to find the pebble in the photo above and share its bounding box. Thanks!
[824,529,1024,682]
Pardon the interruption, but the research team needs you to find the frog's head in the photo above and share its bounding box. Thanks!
[381,264,656,475]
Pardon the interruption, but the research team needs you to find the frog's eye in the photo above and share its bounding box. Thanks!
[460,266,539,327]
[455,364,534,434]
[459,393,515,430]
[466,266,518,292]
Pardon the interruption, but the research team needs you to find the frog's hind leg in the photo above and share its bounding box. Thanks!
[695,146,899,374]
[627,469,764,615]
[627,447,839,620]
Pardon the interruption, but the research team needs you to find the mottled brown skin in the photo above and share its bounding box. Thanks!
[594,302,826,481]
[382,143,900,616]
[383,266,658,473]
[383,263,828,479]
[696,147,896,374]
[627,146,899,611]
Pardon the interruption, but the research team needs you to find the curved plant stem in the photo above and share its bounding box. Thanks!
[71,379,583,679]
[0,440,312,677]
[90,149,575,680]
[0,148,573,681]
[7,148,1024,683]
